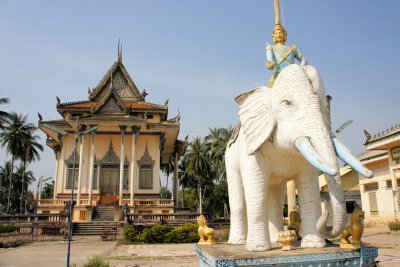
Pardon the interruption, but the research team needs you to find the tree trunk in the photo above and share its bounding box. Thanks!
[7,154,15,213]
[20,157,27,213]
[181,186,185,208]
[198,185,203,214]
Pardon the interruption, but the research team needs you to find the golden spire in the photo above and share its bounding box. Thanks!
[272,0,287,44]
[274,0,281,25]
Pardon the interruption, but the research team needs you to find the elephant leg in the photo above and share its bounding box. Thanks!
[226,156,247,244]
[295,168,326,248]
[242,152,271,252]
[267,183,285,242]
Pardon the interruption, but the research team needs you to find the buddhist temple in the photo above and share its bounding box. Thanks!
[37,48,187,222]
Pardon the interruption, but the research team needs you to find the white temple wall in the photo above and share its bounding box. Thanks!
[359,160,395,225]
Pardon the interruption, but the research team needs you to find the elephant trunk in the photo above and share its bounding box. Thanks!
[295,134,346,239]
[311,133,346,238]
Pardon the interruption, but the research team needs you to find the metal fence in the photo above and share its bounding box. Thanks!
[0,223,67,246]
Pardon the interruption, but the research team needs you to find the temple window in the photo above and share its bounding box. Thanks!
[137,145,155,190]
[65,164,79,189]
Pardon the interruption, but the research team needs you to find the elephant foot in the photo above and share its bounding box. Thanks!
[228,237,246,245]
[301,234,326,248]
[246,239,271,252]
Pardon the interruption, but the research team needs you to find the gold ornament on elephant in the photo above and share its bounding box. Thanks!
[340,207,365,249]
[198,215,216,245]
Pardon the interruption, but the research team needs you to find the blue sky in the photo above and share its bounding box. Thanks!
[0,1,399,186]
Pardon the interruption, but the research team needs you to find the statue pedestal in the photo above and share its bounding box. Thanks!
[194,243,378,267]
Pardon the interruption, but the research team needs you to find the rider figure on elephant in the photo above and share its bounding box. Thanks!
[266,23,307,88]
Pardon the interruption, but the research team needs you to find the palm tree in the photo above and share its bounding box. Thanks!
[206,127,231,181]
[178,155,193,208]
[19,128,43,213]
[41,181,54,199]
[15,164,36,212]
[185,137,211,214]
[0,161,13,213]
[0,113,35,213]
[0,97,10,129]
[161,157,174,198]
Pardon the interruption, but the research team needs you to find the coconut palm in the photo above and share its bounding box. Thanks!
[15,164,36,213]
[0,161,13,212]
[206,127,233,181]
[19,128,43,213]
[178,155,194,208]
[185,137,211,214]
[161,157,174,198]
[0,97,10,128]
[0,113,36,213]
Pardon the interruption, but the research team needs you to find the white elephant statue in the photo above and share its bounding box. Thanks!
[225,64,373,252]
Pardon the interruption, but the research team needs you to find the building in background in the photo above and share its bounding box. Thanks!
[37,50,187,222]
[361,125,400,225]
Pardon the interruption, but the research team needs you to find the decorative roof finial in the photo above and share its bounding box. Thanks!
[117,39,122,62]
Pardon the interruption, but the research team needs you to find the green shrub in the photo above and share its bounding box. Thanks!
[165,223,198,243]
[0,224,15,234]
[122,224,137,242]
[139,225,172,244]
[83,255,110,267]
[388,219,400,231]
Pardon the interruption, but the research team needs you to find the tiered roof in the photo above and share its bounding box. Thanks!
[39,56,181,164]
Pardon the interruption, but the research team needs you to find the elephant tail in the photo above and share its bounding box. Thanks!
[227,123,241,147]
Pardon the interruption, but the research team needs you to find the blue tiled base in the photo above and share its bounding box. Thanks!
[194,243,378,267]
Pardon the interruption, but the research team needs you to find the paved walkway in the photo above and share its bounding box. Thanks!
[0,227,398,266]
[361,227,400,266]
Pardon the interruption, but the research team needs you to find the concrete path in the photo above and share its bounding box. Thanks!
[0,227,398,267]
[362,227,400,267]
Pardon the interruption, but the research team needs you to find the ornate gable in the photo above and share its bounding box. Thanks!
[90,61,141,103]
[99,142,129,164]
[95,94,126,115]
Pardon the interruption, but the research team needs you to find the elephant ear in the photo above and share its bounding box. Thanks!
[235,86,275,155]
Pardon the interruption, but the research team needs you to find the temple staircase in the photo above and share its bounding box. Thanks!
[91,196,118,221]
[98,196,118,205]
[73,222,118,236]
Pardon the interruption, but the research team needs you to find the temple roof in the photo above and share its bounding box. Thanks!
[366,124,400,143]
[39,55,181,164]
[365,123,400,150]
[89,60,141,101]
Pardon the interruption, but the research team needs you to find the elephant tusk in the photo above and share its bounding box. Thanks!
[332,137,374,178]
[294,136,338,176]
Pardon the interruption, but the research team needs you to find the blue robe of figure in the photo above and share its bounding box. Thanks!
[266,43,307,87]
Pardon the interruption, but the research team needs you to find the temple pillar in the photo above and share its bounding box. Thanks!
[130,126,140,207]
[76,135,85,206]
[387,146,399,213]
[53,152,59,199]
[88,131,96,206]
[287,180,296,222]
[173,152,179,207]
[119,126,126,206]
